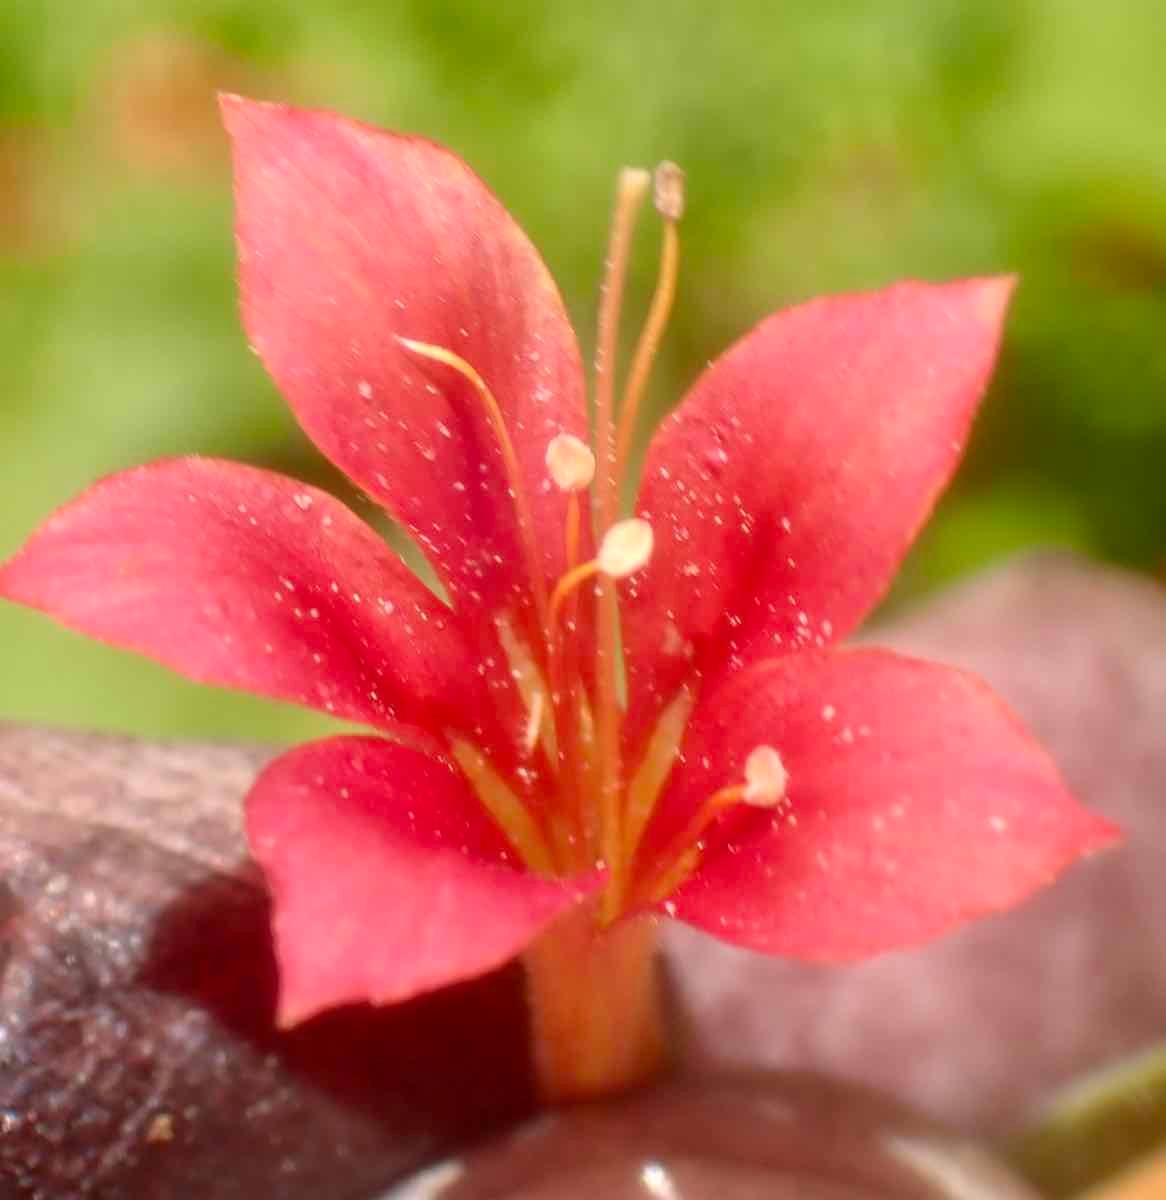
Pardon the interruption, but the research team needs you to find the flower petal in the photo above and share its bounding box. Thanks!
[653,648,1117,959]
[222,95,587,622]
[246,735,597,1023]
[0,458,478,735]
[623,278,1014,722]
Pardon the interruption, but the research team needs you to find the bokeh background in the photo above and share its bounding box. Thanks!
[1,0,1163,741]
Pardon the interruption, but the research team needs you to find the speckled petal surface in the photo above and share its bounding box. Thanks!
[223,96,588,624]
[247,735,600,1024]
[623,279,1013,730]
[653,648,1116,958]
[0,457,478,737]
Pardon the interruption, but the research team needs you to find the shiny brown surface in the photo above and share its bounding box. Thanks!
[396,1078,1037,1199]
[2,552,1165,1195]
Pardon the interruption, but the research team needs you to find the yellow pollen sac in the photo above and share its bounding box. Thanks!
[596,519,654,579]
[545,434,595,493]
[742,745,789,807]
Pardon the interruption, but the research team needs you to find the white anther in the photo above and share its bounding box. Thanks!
[742,745,788,807]
[545,433,595,492]
[597,519,654,579]
[653,161,686,221]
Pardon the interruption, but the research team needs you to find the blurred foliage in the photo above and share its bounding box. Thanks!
[1,0,1164,739]
[1010,1046,1166,1197]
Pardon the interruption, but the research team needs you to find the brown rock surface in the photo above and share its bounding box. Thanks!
[0,730,532,1198]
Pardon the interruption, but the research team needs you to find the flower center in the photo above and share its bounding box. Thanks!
[399,163,782,920]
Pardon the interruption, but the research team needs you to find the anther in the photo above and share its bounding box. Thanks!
[742,745,789,807]
[653,161,686,221]
[596,518,653,579]
[634,743,790,907]
[547,518,654,632]
[546,433,595,493]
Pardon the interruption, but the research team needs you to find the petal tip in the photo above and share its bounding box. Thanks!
[218,92,292,140]
[217,90,252,127]
[1082,812,1124,856]
[273,983,327,1031]
[966,273,1018,330]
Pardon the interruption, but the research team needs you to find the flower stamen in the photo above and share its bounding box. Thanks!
[635,744,789,905]
[545,433,596,494]
[546,432,594,591]
[545,517,653,871]
[547,518,654,633]
[594,169,651,533]
[495,614,557,764]
[450,738,557,875]
[523,691,545,757]
[591,167,651,920]
[613,162,685,490]
[396,336,550,631]
[622,684,696,863]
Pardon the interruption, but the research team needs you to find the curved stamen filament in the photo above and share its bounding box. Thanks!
[396,337,550,632]
[614,163,684,489]
[634,784,742,907]
[635,745,788,906]
[548,559,603,634]
[450,739,557,875]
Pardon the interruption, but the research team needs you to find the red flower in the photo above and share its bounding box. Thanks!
[0,98,1116,1096]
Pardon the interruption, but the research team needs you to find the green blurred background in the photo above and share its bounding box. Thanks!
[1,0,1163,742]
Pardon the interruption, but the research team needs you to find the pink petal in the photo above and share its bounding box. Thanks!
[222,95,587,624]
[623,278,1014,725]
[652,648,1118,959]
[0,458,479,735]
[246,735,597,1023]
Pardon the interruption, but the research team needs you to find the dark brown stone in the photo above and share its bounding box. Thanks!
[0,729,533,1199]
